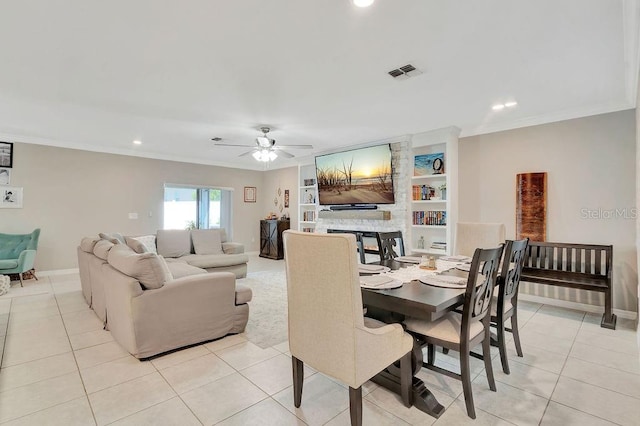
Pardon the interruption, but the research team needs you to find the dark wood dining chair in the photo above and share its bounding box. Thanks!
[403,245,504,419]
[491,238,529,374]
[327,229,366,263]
[375,231,405,262]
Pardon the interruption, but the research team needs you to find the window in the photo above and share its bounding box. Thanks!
[163,185,233,234]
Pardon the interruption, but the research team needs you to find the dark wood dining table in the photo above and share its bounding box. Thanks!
[360,259,469,418]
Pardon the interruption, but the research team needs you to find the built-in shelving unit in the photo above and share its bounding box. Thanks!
[408,127,459,256]
[298,164,318,232]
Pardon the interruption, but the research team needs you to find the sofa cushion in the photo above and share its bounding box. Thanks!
[156,230,191,258]
[125,236,148,254]
[134,235,157,254]
[93,240,115,260]
[180,253,249,269]
[191,229,223,255]
[99,232,125,244]
[167,262,208,279]
[222,242,244,254]
[220,229,228,243]
[108,244,172,290]
[235,284,253,305]
[0,259,19,269]
[80,237,100,253]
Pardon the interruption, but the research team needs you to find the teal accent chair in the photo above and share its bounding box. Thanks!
[0,229,41,286]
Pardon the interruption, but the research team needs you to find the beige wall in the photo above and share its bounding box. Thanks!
[0,143,264,271]
[261,166,299,230]
[459,110,637,312]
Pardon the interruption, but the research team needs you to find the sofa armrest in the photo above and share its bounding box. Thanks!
[17,249,37,272]
[222,242,244,254]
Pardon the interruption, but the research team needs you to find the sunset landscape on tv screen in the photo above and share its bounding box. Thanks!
[315,144,395,205]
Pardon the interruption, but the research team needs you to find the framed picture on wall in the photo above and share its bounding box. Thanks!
[0,168,10,185]
[0,186,23,208]
[244,186,256,203]
[0,142,13,168]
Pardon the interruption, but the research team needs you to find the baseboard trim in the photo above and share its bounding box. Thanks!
[519,293,638,320]
[38,268,79,277]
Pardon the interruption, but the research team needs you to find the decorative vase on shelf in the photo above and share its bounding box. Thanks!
[417,236,425,250]
[441,189,446,200]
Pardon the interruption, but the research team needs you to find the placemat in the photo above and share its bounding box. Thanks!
[360,275,403,289]
[419,275,468,288]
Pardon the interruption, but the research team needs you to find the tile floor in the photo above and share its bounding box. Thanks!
[0,254,639,425]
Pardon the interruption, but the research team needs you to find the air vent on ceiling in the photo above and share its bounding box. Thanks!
[388,64,423,80]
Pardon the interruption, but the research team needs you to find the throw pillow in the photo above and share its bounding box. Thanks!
[134,235,157,254]
[99,232,125,245]
[93,240,115,260]
[191,229,223,255]
[107,244,171,290]
[80,237,100,253]
[156,229,191,258]
[124,236,148,254]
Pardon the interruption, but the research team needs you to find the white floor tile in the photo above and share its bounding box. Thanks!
[433,398,515,425]
[325,398,411,426]
[1,396,95,426]
[239,353,316,395]
[80,356,156,394]
[203,333,247,352]
[364,384,449,425]
[74,341,129,370]
[216,398,307,426]
[62,310,104,336]
[0,352,77,392]
[159,352,235,394]
[68,329,114,351]
[541,401,618,426]
[485,356,559,399]
[569,342,640,375]
[562,356,640,399]
[181,372,268,425]
[88,372,175,426]
[150,344,210,370]
[574,328,639,356]
[215,340,280,370]
[108,396,200,426]
[552,376,640,426]
[0,371,86,423]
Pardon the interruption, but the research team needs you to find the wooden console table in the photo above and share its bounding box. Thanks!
[259,220,290,260]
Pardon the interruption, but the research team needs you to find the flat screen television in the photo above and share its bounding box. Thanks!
[315,144,395,206]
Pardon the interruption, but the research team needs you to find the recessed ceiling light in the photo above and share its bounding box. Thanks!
[133,140,142,145]
[353,0,375,7]
[504,101,518,108]
[492,104,505,111]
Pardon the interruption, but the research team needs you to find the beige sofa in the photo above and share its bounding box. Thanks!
[77,236,251,359]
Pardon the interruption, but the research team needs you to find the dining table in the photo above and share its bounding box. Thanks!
[360,258,472,418]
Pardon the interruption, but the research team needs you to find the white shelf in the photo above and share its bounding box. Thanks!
[300,185,315,190]
[300,221,316,225]
[300,203,316,207]
[411,200,446,204]
[411,225,447,229]
[412,174,446,180]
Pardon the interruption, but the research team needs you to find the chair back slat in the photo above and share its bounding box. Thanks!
[462,246,503,334]
[375,231,405,261]
[557,247,564,271]
[594,250,602,275]
[497,239,529,310]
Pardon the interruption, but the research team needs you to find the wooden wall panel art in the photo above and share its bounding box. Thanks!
[516,172,547,241]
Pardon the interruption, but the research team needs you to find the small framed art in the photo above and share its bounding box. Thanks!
[0,142,13,168]
[0,186,22,208]
[244,186,256,203]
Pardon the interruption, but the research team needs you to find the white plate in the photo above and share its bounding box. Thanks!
[419,275,467,288]
[360,276,403,289]
[358,265,391,274]
[440,255,472,263]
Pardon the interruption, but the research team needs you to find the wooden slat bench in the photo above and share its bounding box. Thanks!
[521,241,616,329]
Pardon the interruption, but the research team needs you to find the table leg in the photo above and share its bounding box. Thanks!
[371,337,445,418]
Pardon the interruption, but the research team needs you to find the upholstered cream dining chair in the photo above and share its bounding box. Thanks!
[454,222,506,258]
[283,231,413,426]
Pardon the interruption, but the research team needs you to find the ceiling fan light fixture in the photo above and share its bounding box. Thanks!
[252,149,277,162]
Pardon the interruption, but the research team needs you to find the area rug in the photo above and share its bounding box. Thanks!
[238,271,289,349]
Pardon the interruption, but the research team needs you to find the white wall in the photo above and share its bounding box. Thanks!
[0,143,264,271]
[459,110,637,312]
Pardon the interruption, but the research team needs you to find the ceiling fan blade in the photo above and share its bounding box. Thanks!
[275,144,313,149]
[239,149,257,157]
[214,143,256,147]
[277,150,295,158]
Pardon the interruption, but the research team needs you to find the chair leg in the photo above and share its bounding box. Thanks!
[427,343,435,365]
[511,310,524,357]
[459,344,476,419]
[292,356,304,408]
[349,386,363,426]
[442,347,449,354]
[496,315,510,374]
[18,273,24,287]
[482,324,497,392]
[400,351,413,407]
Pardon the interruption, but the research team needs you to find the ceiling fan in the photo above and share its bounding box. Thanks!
[213,127,313,162]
